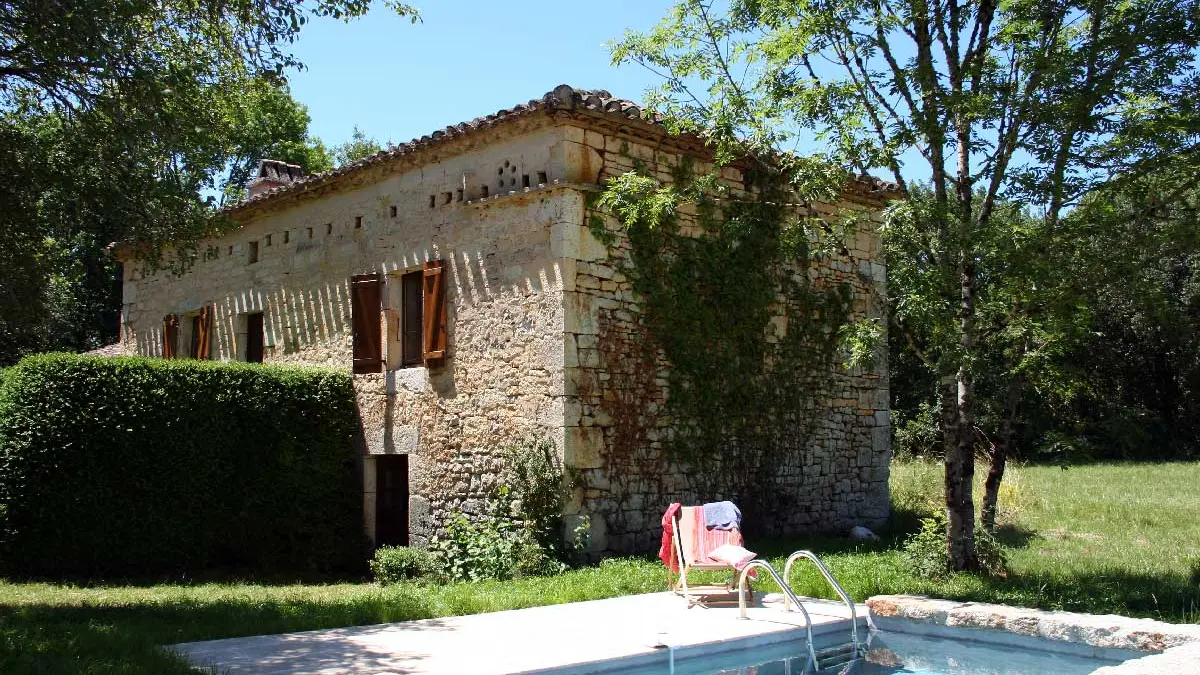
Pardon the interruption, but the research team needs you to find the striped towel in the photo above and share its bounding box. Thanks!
[679,506,744,565]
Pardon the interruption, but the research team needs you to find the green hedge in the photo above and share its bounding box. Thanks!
[0,354,366,578]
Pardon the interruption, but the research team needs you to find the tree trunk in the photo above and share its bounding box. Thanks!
[982,376,1022,533]
[941,374,977,571]
[944,249,979,571]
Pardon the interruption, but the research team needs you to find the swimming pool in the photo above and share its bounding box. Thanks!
[610,628,1136,675]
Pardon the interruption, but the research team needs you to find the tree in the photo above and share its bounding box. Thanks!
[221,81,335,206]
[0,0,417,363]
[613,0,1200,568]
[332,126,388,167]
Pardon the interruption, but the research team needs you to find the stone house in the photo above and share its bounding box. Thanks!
[116,85,895,554]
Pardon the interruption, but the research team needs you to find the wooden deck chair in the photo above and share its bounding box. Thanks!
[670,505,752,607]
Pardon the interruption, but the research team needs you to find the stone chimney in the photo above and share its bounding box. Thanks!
[246,159,305,199]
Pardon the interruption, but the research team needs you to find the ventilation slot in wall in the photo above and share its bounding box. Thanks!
[248,241,259,264]
[283,230,290,244]
[390,205,397,218]
[481,185,489,198]
[522,175,530,188]
[537,171,547,185]
[265,234,272,247]
[355,216,363,229]
[429,195,436,208]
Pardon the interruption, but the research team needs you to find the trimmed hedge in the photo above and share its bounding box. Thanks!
[0,354,366,578]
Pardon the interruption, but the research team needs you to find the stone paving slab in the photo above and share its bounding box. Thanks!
[173,592,864,675]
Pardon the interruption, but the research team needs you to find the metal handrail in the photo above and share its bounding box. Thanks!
[782,550,861,652]
[736,560,818,668]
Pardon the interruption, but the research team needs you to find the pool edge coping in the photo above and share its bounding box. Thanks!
[865,594,1200,675]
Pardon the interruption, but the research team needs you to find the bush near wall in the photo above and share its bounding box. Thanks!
[0,354,366,579]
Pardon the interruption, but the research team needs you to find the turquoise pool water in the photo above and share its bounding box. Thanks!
[621,630,1130,675]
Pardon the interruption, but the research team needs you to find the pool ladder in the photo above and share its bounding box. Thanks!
[735,551,866,672]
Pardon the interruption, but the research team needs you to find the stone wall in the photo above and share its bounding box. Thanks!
[554,125,892,553]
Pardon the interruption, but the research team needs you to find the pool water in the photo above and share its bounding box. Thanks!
[624,630,1128,675]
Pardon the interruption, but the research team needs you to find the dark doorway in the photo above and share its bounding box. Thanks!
[245,312,264,363]
[375,455,409,547]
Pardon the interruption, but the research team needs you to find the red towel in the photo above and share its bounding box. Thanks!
[658,503,682,572]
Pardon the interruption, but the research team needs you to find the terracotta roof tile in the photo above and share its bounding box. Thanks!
[227,84,900,212]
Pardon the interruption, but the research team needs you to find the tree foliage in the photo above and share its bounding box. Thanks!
[0,0,417,364]
[332,126,388,167]
[614,0,1200,569]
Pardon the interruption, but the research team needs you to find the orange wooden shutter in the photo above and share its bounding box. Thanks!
[422,260,447,363]
[195,305,214,360]
[351,273,383,373]
[161,314,178,358]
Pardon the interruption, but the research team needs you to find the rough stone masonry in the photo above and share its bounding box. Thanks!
[116,85,897,554]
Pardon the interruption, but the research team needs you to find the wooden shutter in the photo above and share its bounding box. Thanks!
[422,260,447,363]
[161,314,178,358]
[351,273,383,373]
[195,304,214,360]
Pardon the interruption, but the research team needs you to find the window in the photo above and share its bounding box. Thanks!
[247,241,259,264]
[355,216,363,229]
[400,271,423,367]
[351,273,383,374]
[244,312,264,363]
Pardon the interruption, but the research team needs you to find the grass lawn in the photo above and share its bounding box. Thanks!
[2,461,1197,674]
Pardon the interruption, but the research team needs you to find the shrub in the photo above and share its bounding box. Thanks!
[370,546,438,584]
[902,512,1007,581]
[501,436,576,555]
[0,354,366,578]
[426,436,576,582]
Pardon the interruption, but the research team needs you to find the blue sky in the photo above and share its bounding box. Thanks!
[288,1,676,149]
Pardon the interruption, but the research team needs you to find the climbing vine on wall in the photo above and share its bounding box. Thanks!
[591,156,858,529]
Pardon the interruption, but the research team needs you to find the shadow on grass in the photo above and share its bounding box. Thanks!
[993,523,1039,549]
[0,588,440,675]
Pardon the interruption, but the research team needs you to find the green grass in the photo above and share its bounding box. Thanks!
[2,461,1198,674]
